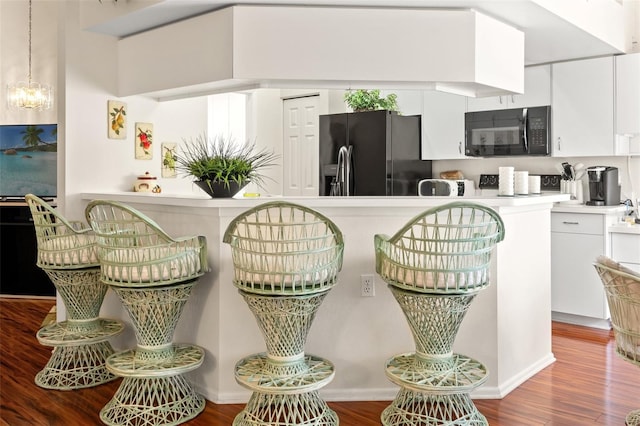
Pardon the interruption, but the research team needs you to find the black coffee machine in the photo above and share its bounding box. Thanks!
[586,166,620,206]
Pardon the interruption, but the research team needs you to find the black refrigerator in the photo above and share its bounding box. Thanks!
[319,110,432,196]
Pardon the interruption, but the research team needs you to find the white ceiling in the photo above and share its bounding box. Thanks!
[87,0,627,65]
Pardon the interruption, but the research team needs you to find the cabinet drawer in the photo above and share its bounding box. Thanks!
[611,233,640,265]
[551,213,603,234]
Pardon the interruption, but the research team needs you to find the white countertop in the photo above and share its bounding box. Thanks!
[609,223,640,234]
[81,191,570,209]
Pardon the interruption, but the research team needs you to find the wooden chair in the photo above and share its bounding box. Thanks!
[223,201,344,426]
[25,194,124,390]
[85,200,208,426]
[594,255,640,426]
[375,201,505,426]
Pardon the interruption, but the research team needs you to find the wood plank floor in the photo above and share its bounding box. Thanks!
[1,297,639,425]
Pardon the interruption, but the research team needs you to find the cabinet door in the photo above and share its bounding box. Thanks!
[466,65,551,112]
[465,94,505,112]
[388,90,423,116]
[552,56,615,157]
[616,53,640,135]
[510,65,551,108]
[551,232,608,319]
[422,91,467,160]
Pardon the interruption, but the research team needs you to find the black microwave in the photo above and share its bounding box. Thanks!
[464,106,550,157]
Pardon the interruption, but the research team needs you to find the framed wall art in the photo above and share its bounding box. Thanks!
[107,100,127,139]
[161,142,177,178]
[135,122,153,160]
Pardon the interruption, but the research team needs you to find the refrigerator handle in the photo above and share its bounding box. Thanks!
[337,146,347,196]
[346,146,353,196]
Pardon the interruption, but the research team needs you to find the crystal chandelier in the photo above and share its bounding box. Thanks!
[6,0,54,111]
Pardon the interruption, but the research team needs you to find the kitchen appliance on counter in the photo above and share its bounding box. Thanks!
[465,106,550,157]
[319,110,432,196]
[418,179,476,196]
[586,166,620,206]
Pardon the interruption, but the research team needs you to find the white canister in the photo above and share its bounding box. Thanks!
[514,171,529,195]
[528,175,541,194]
[498,167,514,196]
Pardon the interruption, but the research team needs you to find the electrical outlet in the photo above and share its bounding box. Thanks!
[361,274,375,297]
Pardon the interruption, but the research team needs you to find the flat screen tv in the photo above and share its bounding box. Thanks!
[0,124,57,200]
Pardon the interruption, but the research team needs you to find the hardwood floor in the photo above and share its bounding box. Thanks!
[1,297,639,425]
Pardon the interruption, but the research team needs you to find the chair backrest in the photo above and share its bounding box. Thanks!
[375,201,505,294]
[25,194,99,269]
[223,201,344,295]
[594,255,640,367]
[85,200,208,287]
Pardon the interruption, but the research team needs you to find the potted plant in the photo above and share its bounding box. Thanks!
[344,89,399,112]
[175,134,279,198]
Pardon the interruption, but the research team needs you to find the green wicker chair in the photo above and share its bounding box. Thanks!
[25,194,124,390]
[375,201,505,426]
[594,255,640,426]
[223,201,344,426]
[85,200,208,426]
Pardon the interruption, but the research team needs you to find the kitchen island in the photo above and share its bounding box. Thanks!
[79,192,567,403]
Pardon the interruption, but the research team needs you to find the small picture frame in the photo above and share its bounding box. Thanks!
[161,142,178,178]
[107,100,127,139]
[135,123,153,160]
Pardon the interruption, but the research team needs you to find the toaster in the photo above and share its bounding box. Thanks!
[418,179,458,196]
[418,179,476,197]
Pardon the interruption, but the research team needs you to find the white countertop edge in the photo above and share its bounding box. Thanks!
[608,224,640,234]
[81,192,570,209]
[552,204,628,214]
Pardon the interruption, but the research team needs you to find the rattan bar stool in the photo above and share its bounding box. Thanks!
[25,194,124,390]
[223,201,344,426]
[594,255,640,426]
[85,200,208,426]
[375,201,505,426]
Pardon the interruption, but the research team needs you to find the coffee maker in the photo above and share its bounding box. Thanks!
[586,166,620,206]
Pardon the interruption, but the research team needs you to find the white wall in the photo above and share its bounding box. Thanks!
[60,0,212,217]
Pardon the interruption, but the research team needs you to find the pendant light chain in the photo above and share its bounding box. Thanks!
[28,0,32,84]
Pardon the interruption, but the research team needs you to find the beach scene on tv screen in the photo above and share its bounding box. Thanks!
[0,124,57,198]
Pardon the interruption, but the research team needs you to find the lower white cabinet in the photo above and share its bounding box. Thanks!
[551,211,617,325]
[610,230,640,273]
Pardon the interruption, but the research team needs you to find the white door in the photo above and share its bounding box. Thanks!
[283,96,320,196]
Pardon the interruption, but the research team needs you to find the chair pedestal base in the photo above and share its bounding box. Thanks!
[100,376,205,426]
[233,391,338,426]
[381,389,487,426]
[627,409,640,426]
[103,281,204,425]
[35,268,124,390]
[35,341,118,390]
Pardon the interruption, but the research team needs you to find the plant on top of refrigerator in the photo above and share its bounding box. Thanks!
[344,89,399,113]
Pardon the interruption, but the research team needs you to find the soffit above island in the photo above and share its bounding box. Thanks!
[117,6,525,100]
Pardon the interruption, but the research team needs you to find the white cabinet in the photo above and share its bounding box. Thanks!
[551,211,617,326]
[551,56,615,157]
[615,53,640,156]
[610,230,640,273]
[466,65,551,112]
[391,90,467,160]
[421,91,467,160]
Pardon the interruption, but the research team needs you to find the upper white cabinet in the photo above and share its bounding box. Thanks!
[466,65,551,112]
[422,91,467,160]
[615,53,640,156]
[551,56,615,157]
